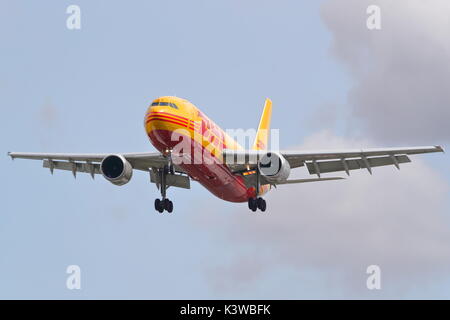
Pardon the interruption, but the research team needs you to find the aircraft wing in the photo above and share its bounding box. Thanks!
[7,152,171,171]
[223,145,444,176]
[7,151,190,189]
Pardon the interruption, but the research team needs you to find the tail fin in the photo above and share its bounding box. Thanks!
[252,98,272,150]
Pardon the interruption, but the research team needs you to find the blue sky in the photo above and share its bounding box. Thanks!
[1,0,449,299]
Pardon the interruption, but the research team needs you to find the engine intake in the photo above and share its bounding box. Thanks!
[258,152,290,183]
[101,154,133,186]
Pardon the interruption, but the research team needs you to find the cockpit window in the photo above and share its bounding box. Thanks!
[151,101,179,109]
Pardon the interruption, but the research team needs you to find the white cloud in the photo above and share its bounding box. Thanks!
[321,0,450,144]
[194,0,450,298]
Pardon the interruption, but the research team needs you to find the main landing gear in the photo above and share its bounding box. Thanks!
[154,163,174,213]
[248,197,266,212]
[248,165,267,212]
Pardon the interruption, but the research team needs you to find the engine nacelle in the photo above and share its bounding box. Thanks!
[258,152,291,184]
[100,154,133,186]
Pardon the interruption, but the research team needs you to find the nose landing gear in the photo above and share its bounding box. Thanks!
[154,198,173,213]
[154,164,174,213]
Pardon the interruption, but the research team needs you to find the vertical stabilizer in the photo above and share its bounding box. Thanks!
[252,98,272,150]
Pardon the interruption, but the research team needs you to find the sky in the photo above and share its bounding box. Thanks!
[1,0,449,299]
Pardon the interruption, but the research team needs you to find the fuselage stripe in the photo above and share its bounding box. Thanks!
[148,111,190,122]
[147,117,196,131]
[147,111,201,128]
[148,117,189,128]
[147,114,189,125]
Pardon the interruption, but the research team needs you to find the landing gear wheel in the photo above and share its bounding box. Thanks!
[248,198,257,212]
[248,197,266,212]
[154,198,164,213]
[163,198,173,213]
[257,197,266,212]
[163,198,170,208]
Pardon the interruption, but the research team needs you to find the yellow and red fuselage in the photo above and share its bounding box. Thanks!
[145,96,268,202]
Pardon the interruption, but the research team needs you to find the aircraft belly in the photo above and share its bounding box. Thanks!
[148,129,249,202]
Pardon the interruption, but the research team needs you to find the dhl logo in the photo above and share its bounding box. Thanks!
[197,112,228,150]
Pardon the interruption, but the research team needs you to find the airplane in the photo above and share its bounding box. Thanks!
[8,96,444,213]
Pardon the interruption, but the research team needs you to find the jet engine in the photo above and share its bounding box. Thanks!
[257,152,291,184]
[100,154,133,186]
